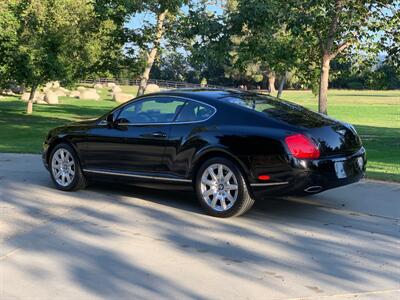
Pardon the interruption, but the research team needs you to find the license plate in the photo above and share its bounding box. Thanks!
[335,161,347,179]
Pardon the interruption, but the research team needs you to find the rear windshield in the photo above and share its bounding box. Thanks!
[218,93,335,128]
[219,93,302,113]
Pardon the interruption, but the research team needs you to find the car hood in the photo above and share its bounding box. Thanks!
[68,118,99,126]
[49,118,98,137]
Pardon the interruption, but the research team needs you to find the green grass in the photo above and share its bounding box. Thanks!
[0,88,399,182]
[0,96,117,153]
[0,84,138,154]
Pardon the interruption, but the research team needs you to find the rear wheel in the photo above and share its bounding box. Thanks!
[49,143,86,191]
[195,157,255,217]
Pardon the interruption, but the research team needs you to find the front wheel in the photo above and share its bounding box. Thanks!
[195,157,255,217]
[49,143,87,191]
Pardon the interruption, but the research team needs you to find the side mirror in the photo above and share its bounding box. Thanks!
[106,113,115,126]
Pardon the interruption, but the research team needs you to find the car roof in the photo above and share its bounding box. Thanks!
[149,88,267,103]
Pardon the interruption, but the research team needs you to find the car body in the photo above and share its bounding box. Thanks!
[43,89,366,217]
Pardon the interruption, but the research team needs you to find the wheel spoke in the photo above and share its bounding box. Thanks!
[223,171,233,182]
[225,184,238,191]
[220,198,227,210]
[202,189,215,199]
[226,193,235,203]
[210,197,218,208]
[217,164,223,179]
[201,177,215,186]
[207,167,218,181]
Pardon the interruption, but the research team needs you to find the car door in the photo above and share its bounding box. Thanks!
[81,96,186,174]
[161,99,217,177]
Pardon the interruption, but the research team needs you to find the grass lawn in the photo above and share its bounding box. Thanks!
[0,88,399,182]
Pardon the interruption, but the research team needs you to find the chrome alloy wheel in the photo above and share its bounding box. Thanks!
[200,163,238,212]
[51,148,75,187]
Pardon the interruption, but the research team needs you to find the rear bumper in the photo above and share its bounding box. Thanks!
[250,147,366,199]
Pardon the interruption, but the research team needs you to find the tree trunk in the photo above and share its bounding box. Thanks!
[26,85,37,115]
[261,72,268,90]
[277,72,287,99]
[137,46,158,96]
[268,72,276,94]
[318,53,330,115]
[137,9,168,97]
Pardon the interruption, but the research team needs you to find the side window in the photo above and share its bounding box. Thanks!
[175,101,215,122]
[116,97,185,124]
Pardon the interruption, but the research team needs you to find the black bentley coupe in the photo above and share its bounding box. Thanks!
[43,89,366,217]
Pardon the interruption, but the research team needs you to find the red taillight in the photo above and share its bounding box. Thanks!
[258,175,270,181]
[284,134,320,159]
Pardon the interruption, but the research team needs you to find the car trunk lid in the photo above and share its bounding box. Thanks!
[307,124,362,157]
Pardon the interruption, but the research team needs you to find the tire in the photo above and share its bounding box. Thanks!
[49,143,87,191]
[195,157,255,217]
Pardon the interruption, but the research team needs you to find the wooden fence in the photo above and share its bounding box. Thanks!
[79,78,228,89]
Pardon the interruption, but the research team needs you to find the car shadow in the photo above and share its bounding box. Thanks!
[2,173,399,298]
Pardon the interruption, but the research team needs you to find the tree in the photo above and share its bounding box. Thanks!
[136,8,168,96]
[124,1,189,96]
[176,1,232,85]
[383,8,400,72]
[368,61,400,89]
[151,51,190,81]
[9,0,122,114]
[0,0,18,90]
[285,0,397,114]
[227,0,311,96]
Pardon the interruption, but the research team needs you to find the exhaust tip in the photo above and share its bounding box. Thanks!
[304,186,323,193]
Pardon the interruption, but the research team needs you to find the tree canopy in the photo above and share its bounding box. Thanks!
[0,0,399,115]
[0,0,18,89]
[1,0,124,113]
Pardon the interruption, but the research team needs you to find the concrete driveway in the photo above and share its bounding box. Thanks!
[0,153,399,300]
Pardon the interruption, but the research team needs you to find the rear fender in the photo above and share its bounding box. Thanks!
[189,146,252,181]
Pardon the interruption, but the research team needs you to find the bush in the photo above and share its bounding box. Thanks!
[346,81,364,90]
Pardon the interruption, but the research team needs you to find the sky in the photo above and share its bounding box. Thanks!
[126,2,223,30]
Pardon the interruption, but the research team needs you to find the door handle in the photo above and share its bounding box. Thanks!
[140,131,167,138]
[152,132,167,138]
